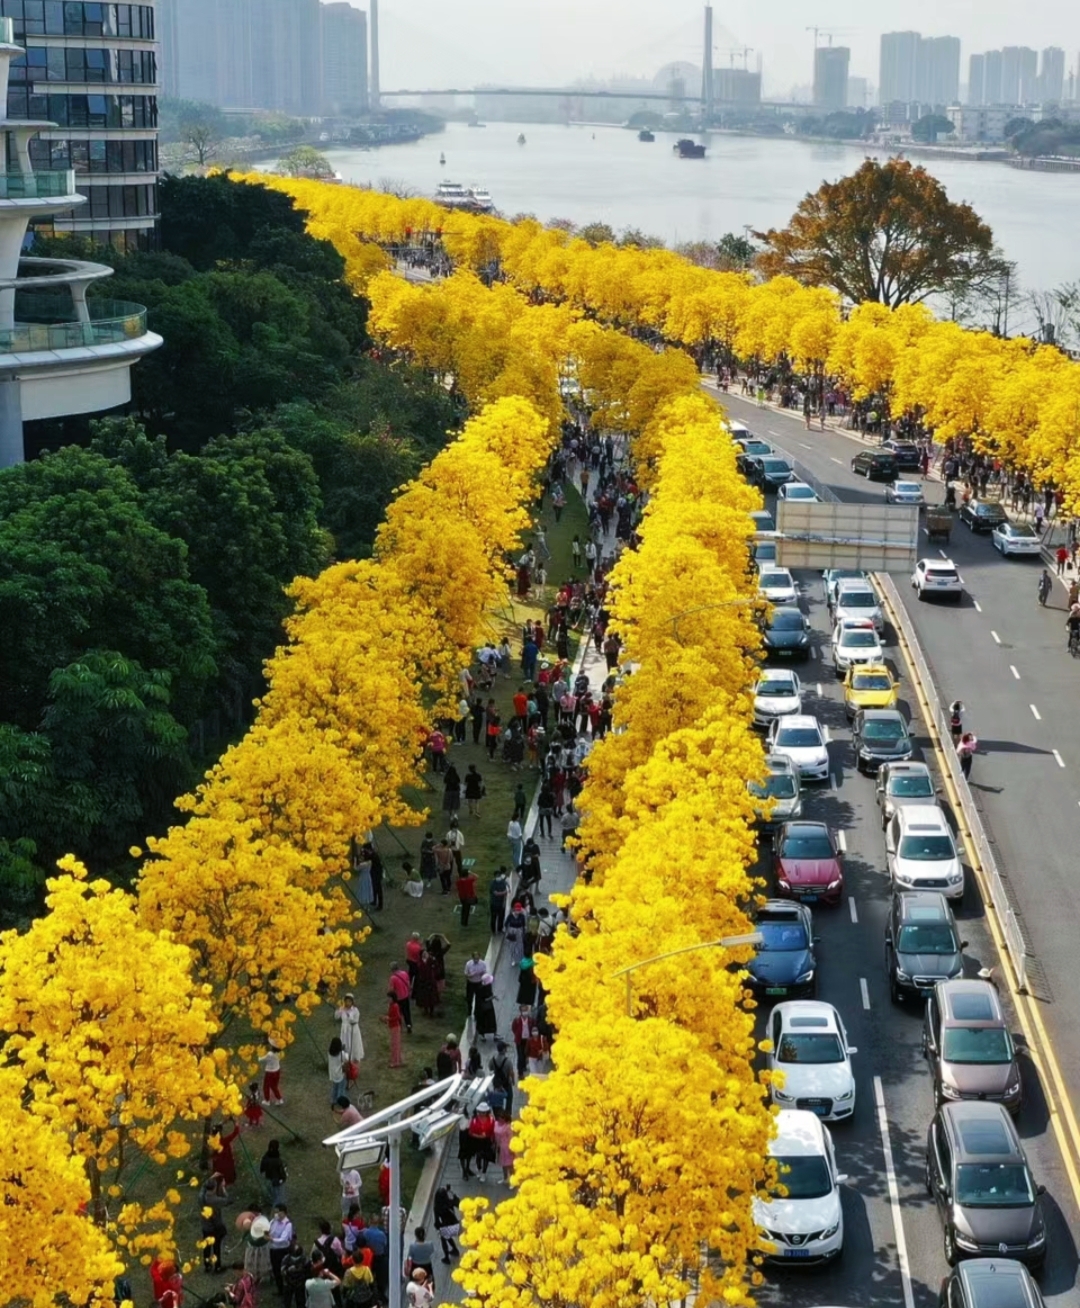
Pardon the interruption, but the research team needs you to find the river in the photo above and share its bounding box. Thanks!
[311,121,1080,306]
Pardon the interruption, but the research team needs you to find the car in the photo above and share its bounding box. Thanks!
[738,448,773,476]
[754,1110,845,1264]
[749,755,803,833]
[737,438,774,457]
[763,605,811,660]
[774,821,844,905]
[886,804,964,899]
[747,900,818,999]
[832,580,884,632]
[768,714,830,782]
[831,619,884,676]
[926,1101,1046,1267]
[913,558,964,602]
[767,1001,857,1120]
[992,522,1043,557]
[758,567,798,606]
[753,668,803,727]
[886,479,926,505]
[883,440,922,470]
[751,509,776,534]
[923,978,1022,1114]
[938,1259,1046,1308]
[778,481,820,502]
[753,456,798,492]
[876,760,937,828]
[885,891,967,1004]
[729,421,756,443]
[851,450,899,481]
[844,664,898,719]
[824,568,869,606]
[751,536,778,569]
[959,500,1009,534]
[852,708,913,774]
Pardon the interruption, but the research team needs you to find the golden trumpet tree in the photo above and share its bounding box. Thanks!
[0,861,237,1255]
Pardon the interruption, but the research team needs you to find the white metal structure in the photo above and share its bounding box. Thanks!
[0,18,160,466]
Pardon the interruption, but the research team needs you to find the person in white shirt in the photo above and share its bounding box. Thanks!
[339,1167,361,1219]
[405,1268,434,1308]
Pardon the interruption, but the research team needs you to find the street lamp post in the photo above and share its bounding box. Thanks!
[611,932,764,1015]
[668,597,760,644]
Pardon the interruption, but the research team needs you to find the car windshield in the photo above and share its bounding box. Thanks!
[758,922,809,951]
[751,774,798,800]
[899,834,954,860]
[758,680,796,698]
[787,487,815,498]
[782,834,834,859]
[761,460,792,474]
[840,592,877,607]
[778,1033,844,1064]
[776,727,821,748]
[770,612,805,631]
[854,674,893,691]
[754,543,777,559]
[864,720,906,741]
[896,482,920,493]
[890,775,934,797]
[955,1164,1034,1207]
[1006,524,1035,538]
[771,1155,832,1200]
[896,923,957,954]
[942,1028,1013,1064]
[843,631,878,647]
[976,505,1005,517]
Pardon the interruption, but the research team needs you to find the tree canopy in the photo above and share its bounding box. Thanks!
[755,157,999,307]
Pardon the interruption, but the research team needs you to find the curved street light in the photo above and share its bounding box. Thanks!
[611,932,764,1014]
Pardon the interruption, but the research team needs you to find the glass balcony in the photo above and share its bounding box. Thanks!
[0,170,78,200]
[0,17,14,44]
[0,297,149,354]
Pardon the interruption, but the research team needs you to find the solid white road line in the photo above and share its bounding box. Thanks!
[991,631,1002,645]
[849,897,858,924]
[1053,750,1066,768]
[1031,704,1042,721]
[972,599,982,612]
[874,1076,917,1308]
[817,682,824,697]
[1010,665,1020,680]
[860,978,871,1011]
[837,829,847,852]
[823,725,831,743]
[939,549,949,559]
[831,456,843,465]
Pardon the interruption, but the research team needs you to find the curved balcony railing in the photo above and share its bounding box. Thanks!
[0,17,14,44]
[0,297,149,354]
[0,170,78,199]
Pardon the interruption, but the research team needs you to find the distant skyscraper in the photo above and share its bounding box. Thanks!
[1000,46,1037,104]
[984,49,1003,103]
[923,36,960,105]
[968,53,985,105]
[847,75,870,109]
[813,45,850,110]
[321,3,368,113]
[879,31,920,105]
[1040,47,1065,102]
[715,68,761,105]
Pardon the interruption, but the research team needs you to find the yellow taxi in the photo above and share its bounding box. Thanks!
[843,662,898,719]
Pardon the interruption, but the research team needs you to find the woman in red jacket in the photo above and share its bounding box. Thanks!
[467,1103,497,1179]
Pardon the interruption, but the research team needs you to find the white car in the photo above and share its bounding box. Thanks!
[778,481,820,502]
[831,619,883,677]
[885,804,965,900]
[885,480,925,505]
[758,567,799,605]
[753,669,803,727]
[824,568,869,606]
[754,1109,846,1265]
[912,558,963,602]
[832,581,884,633]
[767,714,830,782]
[992,521,1043,557]
[767,1002,857,1121]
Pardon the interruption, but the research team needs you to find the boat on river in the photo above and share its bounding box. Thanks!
[638,128,655,142]
[434,181,495,211]
[517,133,527,145]
[674,137,706,158]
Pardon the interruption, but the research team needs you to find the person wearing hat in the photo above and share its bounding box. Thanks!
[243,1209,273,1283]
[516,957,538,1008]
[475,973,497,1041]
[405,1267,434,1308]
[467,1103,497,1179]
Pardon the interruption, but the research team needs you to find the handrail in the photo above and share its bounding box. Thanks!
[0,169,77,199]
[0,299,148,354]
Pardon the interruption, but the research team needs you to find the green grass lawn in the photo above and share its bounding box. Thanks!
[142,488,590,1291]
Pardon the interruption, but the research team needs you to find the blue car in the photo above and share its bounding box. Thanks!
[746,900,818,1000]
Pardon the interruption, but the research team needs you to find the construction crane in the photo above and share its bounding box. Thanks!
[806,25,852,46]
[718,46,754,68]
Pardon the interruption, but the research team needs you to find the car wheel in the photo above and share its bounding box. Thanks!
[917,587,926,601]
[944,1227,957,1267]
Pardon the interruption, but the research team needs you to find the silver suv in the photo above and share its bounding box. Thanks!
[876,761,937,829]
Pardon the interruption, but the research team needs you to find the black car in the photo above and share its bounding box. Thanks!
[852,708,914,773]
[959,500,1009,533]
[851,450,899,481]
[752,456,797,492]
[885,891,966,1004]
[763,605,811,660]
[939,1259,1045,1308]
[746,899,817,999]
[751,537,778,570]
[885,440,922,470]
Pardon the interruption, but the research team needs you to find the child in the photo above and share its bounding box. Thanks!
[383,996,404,1068]
[259,1040,284,1105]
[243,1082,264,1129]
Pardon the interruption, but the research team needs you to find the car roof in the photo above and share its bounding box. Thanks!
[777,714,820,730]
[957,1259,1040,1308]
[942,1101,1022,1160]
[938,979,1006,1026]
[760,566,793,577]
[782,819,829,835]
[895,890,952,920]
[759,667,798,682]
[776,999,841,1032]
[895,804,948,829]
[883,760,931,776]
[920,558,957,568]
[764,753,797,773]
[858,708,905,722]
[770,1108,829,1155]
[758,898,811,921]
[836,578,876,594]
[851,662,891,677]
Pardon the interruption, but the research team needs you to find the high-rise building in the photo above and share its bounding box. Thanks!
[715,68,761,105]
[1000,46,1037,104]
[813,45,850,111]
[919,36,960,106]
[984,49,1003,103]
[321,2,367,114]
[1039,46,1065,102]
[968,53,985,105]
[2,0,161,250]
[879,31,920,105]
[846,75,870,109]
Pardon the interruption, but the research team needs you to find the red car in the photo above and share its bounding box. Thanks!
[773,821,844,906]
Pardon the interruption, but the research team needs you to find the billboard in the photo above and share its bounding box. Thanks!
[775,502,920,572]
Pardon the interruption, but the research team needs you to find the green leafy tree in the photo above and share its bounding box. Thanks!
[579,221,617,247]
[278,145,335,178]
[911,113,955,144]
[159,172,308,271]
[716,231,757,270]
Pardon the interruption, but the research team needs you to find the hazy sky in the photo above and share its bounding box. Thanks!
[346,0,1080,94]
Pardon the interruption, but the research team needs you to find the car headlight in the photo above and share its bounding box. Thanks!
[773,1089,795,1103]
[1005,1079,1022,1098]
[949,870,963,882]
[777,877,790,889]
[940,1082,963,1100]
[954,1231,981,1252]
[819,1221,840,1240]
[1028,1228,1045,1248]
[827,878,842,890]
[834,1088,854,1102]
[895,968,911,982]
[796,969,815,984]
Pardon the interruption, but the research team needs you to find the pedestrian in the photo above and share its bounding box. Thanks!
[948,700,964,746]
[1070,578,1080,608]
[504,900,527,967]
[341,1259,377,1308]
[268,1204,294,1291]
[259,1040,284,1106]
[430,839,452,894]
[328,1037,348,1107]
[405,1227,436,1289]
[243,1211,272,1284]
[280,1238,308,1308]
[436,1034,462,1080]
[415,949,440,1018]
[406,930,425,985]
[603,632,620,670]
[433,1187,462,1262]
[456,864,478,926]
[522,636,539,682]
[1035,501,1046,533]
[200,1174,228,1272]
[388,963,413,1032]
[957,731,978,779]
[536,781,555,838]
[571,535,582,569]
[305,1259,340,1308]
[445,819,465,873]
[428,727,448,774]
[405,1269,435,1308]
[516,957,539,1007]
[340,1163,362,1220]
[335,994,364,1067]
[464,951,486,1015]
[489,865,509,934]
[260,1140,288,1207]
[552,485,566,522]
[1056,543,1070,575]
[426,929,451,995]
[464,764,485,817]
[475,973,498,1041]
[511,1005,535,1081]
[419,834,437,885]
[382,995,404,1067]
[470,694,485,745]
[489,1038,516,1113]
[468,1102,497,1177]
[366,844,384,911]
[512,782,527,822]
[242,1081,263,1129]
[454,694,470,744]
[506,816,524,870]
[560,806,580,852]
[442,764,461,820]
[210,1120,241,1187]
[494,1111,515,1185]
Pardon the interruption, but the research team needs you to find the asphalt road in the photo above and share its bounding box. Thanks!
[720,389,1080,1308]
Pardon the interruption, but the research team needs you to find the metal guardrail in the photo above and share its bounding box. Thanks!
[877,573,1037,996]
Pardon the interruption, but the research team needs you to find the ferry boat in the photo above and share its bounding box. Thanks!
[434,181,495,211]
[467,186,494,211]
[638,128,655,142]
[674,137,706,158]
